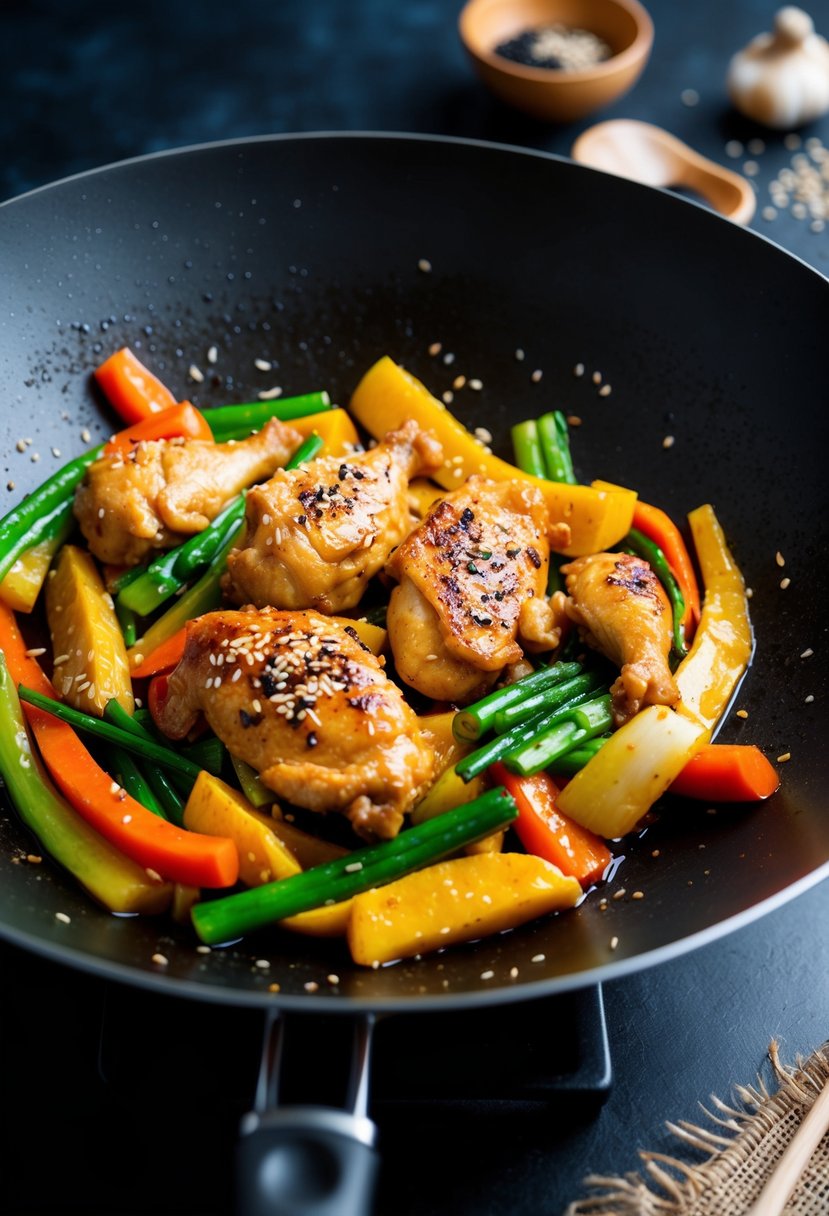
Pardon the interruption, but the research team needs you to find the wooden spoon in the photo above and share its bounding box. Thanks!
[572,119,756,225]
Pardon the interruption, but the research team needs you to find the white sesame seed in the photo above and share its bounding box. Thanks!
[122,814,132,824]
[801,648,814,658]
[780,577,791,589]
[25,647,46,657]
[55,912,71,924]
[610,936,619,951]
[574,362,585,376]
[598,384,612,397]
[255,958,271,969]
[196,944,211,953]
[468,378,483,391]
[531,369,543,383]
[207,345,218,364]
[775,551,785,567]
[344,861,363,873]
[777,752,791,763]
[151,952,169,966]
[515,348,525,361]
[145,868,163,883]
[725,140,744,158]
[480,970,494,980]
[257,386,283,400]
[254,358,273,372]
[327,974,340,985]
[418,258,432,273]
[662,435,675,449]
[428,342,442,356]
[188,364,204,383]
[304,981,320,992]
[805,694,814,703]
[531,953,545,963]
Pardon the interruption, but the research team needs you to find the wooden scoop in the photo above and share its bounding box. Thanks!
[572,119,756,225]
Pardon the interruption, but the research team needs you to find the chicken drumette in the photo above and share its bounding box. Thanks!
[223,421,443,613]
[74,418,300,566]
[561,551,680,724]
[150,608,435,840]
[385,477,571,703]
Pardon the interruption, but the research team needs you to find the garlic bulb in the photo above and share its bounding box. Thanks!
[727,6,829,128]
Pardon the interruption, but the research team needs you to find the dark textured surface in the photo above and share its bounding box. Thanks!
[0,2,828,1213]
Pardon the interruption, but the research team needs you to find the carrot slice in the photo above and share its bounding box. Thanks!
[0,602,237,888]
[670,744,779,801]
[632,500,701,643]
[490,762,611,887]
[130,628,187,679]
[104,402,214,457]
[95,347,178,424]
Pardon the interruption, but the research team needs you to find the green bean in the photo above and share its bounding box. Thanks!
[103,700,187,824]
[204,392,331,442]
[511,419,547,478]
[502,695,613,775]
[0,497,77,585]
[493,671,605,732]
[452,661,582,744]
[109,746,167,818]
[537,411,577,485]
[623,528,687,658]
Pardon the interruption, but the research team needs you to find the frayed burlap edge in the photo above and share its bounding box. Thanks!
[565,1040,829,1216]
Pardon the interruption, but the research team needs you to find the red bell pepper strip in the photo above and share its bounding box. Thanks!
[0,603,238,888]
[632,500,701,643]
[670,744,779,801]
[94,347,178,424]
[489,762,611,888]
[104,402,214,457]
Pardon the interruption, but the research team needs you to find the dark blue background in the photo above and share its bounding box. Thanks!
[1,2,827,1213]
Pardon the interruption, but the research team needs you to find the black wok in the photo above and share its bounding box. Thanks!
[1,132,827,1210]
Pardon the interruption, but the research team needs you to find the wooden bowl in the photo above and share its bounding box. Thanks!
[459,0,654,122]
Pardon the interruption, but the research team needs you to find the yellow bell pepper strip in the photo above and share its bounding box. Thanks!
[94,346,178,424]
[556,704,707,839]
[267,812,350,870]
[289,407,360,457]
[0,654,173,915]
[279,900,354,938]
[418,709,470,773]
[191,786,517,946]
[674,504,753,740]
[349,356,636,556]
[347,852,581,966]
[46,544,134,718]
[410,764,487,825]
[0,601,238,889]
[183,772,302,887]
[0,504,75,613]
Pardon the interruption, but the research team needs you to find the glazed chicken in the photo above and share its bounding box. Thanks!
[74,418,301,567]
[151,608,435,840]
[561,551,680,725]
[385,477,572,703]
[223,421,443,613]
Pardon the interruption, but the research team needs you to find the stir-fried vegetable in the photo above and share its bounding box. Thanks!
[94,346,179,423]
[622,527,687,659]
[203,391,331,441]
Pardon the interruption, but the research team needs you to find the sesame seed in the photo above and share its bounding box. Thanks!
[6,481,14,491]
[805,694,814,704]
[775,551,785,567]
[26,854,42,864]
[207,345,218,364]
[743,160,759,177]
[531,369,543,383]
[188,364,204,383]
[468,378,483,391]
[428,342,442,356]
[515,348,525,361]
[613,888,626,900]
[55,912,71,924]
[762,206,778,222]
[196,944,211,953]
[632,891,644,900]
[109,781,120,795]
[801,648,814,658]
[258,386,283,400]
[662,435,675,449]
[598,384,612,397]
[453,374,466,390]
[255,959,271,969]
[327,974,340,985]
[145,868,163,883]
[418,258,432,273]
[25,647,46,657]
[509,967,519,979]
[442,390,454,405]
[725,140,744,158]
[609,936,619,950]
[736,709,749,719]
[31,452,40,463]
[81,428,91,443]
[304,981,320,992]
[344,861,363,873]
[592,370,602,384]
[531,953,545,963]
[443,352,455,365]
[652,849,660,857]
[473,426,492,444]
[567,415,582,426]
[51,447,61,458]
[16,439,26,452]
[254,358,272,372]
[122,813,132,825]
[777,752,791,763]
[268,982,281,992]
[151,953,169,966]
[747,138,765,155]
[480,970,494,980]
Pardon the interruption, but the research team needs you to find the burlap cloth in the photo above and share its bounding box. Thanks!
[566,1041,829,1215]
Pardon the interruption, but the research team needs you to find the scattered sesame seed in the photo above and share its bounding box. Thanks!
[662,435,675,449]
[151,953,169,966]
[780,577,791,589]
[16,439,26,452]
[592,370,602,384]
[473,426,493,444]
[30,452,40,463]
[428,342,442,356]
[6,481,14,491]
[509,966,519,979]
[681,88,699,106]
[122,813,132,825]
[345,861,363,873]
[632,891,644,900]
[613,888,626,900]
[531,953,545,963]
[480,970,494,980]
[443,352,455,366]
[26,854,42,864]
[268,982,281,992]
[609,936,619,950]
[725,140,744,158]
[258,386,283,400]
[188,364,204,383]
[51,447,61,458]
[255,959,271,969]
[196,944,211,953]
[743,160,759,177]
[801,648,814,658]
[418,258,432,273]
[55,912,71,924]
[736,708,749,719]
[762,206,778,222]
[651,849,661,857]
[775,551,785,567]
[574,362,585,376]
[304,981,320,992]
[254,358,273,372]
[145,868,163,883]
[327,974,340,985]
[747,138,765,155]
[453,374,466,390]
[468,378,483,391]
[25,647,46,657]
[109,781,120,795]
[598,384,612,397]
[531,369,543,383]
[805,694,814,704]
[777,752,791,763]
[81,428,91,443]
[566,414,582,427]
[207,345,218,364]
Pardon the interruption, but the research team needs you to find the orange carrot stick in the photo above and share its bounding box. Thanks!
[632,500,701,642]
[129,628,187,679]
[490,762,611,887]
[94,347,178,424]
[104,402,214,457]
[0,603,237,888]
[670,744,779,801]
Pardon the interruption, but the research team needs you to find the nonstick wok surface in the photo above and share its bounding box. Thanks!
[1,133,827,1012]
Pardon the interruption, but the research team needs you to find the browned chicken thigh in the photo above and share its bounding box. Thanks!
[151,608,435,840]
[223,421,443,613]
[74,418,300,566]
[561,551,680,725]
[385,477,571,703]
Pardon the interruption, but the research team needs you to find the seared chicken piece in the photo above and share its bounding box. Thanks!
[385,477,571,703]
[223,421,443,613]
[74,418,300,567]
[151,608,435,840]
[561,551,680,725]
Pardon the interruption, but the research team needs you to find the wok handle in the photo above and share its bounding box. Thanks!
[236,1106,379,1216]
[236,1009,379,1216]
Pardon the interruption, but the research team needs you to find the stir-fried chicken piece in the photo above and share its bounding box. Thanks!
[223,421,443,613]
[385,477,571,703]
[151,608,435,840]
[561,551,680,725]
[74,418,301,567]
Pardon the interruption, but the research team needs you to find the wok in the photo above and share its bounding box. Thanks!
[1,133,828,1212]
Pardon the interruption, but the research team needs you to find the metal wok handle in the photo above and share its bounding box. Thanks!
[236,1008,379,1216]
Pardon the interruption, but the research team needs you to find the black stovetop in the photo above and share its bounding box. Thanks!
[1,2,827,1213]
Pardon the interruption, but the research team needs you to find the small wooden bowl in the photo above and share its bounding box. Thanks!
[459,0,654,123]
